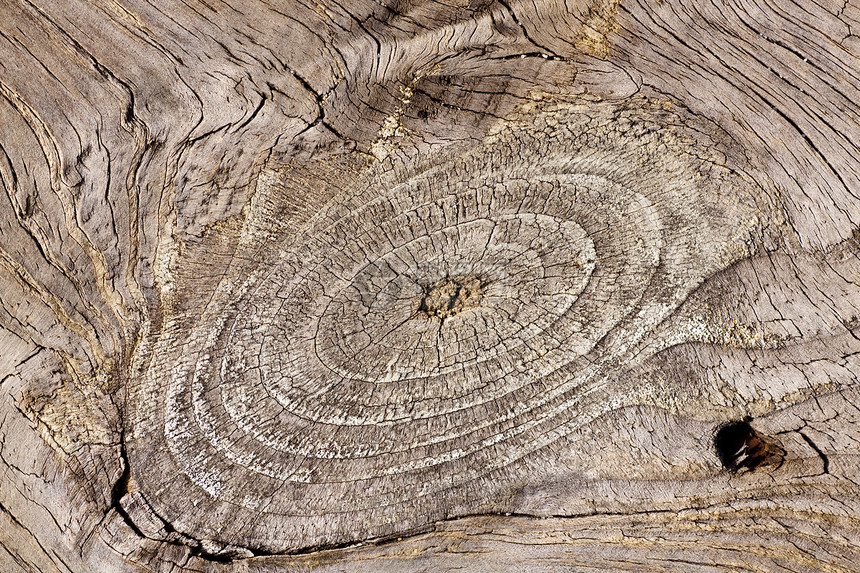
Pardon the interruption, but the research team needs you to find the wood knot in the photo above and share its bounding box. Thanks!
[714,419,785,473]
[418,275,485,320]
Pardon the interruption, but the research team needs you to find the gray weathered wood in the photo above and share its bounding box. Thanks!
[1,0,859,570]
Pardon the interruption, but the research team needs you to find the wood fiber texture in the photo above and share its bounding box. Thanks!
[1,0,859,571]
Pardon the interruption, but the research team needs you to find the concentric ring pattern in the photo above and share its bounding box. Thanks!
[130,103,757,552]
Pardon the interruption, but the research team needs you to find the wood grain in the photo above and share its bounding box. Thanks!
[1,0,858,570]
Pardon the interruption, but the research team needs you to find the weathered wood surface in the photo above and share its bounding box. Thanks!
[1,0,859,570]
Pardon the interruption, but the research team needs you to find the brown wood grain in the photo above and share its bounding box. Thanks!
[1,0,859,570]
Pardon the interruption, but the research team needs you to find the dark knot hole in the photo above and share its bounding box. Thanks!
[714,419,784,473]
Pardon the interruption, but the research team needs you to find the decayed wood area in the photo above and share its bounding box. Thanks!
[1,0,860,570]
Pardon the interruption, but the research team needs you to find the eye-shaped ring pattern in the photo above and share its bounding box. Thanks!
[130,103,757,552]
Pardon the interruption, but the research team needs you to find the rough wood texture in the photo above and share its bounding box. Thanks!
[1,0,859,570]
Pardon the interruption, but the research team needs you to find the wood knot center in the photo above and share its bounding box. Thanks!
[418,275,485,320]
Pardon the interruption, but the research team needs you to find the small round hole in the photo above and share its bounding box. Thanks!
[714,420,783,473]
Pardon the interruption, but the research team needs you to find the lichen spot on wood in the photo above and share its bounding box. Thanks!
[714,420,784,473]
[418,275,485,320]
